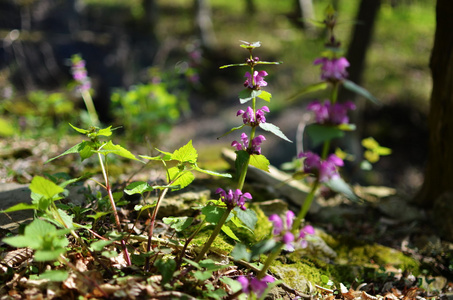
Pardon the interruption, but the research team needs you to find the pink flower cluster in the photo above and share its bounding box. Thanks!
[314,57,349,82]
[71,59,91,92]
[307,100,356,125]
[244,70,268,89]
[232,132,266,155]
[237,106,269,126]
[298,151,344,182]
[215,188,252,211]
[269,210,314,251]
[237,275,275,298]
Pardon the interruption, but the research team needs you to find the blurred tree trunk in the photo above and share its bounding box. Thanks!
[338,0,381,177]
[194,0,217,51]
[293,0,315,32]
[244,0,256,14]
[415,0,453,208]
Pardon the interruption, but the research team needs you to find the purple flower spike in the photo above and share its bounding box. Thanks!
[307,100,356,125]
[314,57,350,82]
[71,56,91,92]
[237,106,270,126]
[269,214,283,235]
[298,151,344,182]
[244,70,268,89]
[239,275,275,298]
[216,188,251,210]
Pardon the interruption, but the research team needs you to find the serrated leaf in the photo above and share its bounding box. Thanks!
[163,216,194,232]
[221,225,240,241]
[171,140,198,163]
[287,82,328,102]
[258,90,272,102]
[39,270,69,282]
[259,122,292,142]
[306,124,345,147]
[234,207,257,231]
[90,240,113,252]
[96,126,113,137]
[97,141,140,161]
[249,154,270,172]
[124,181,154,195]
[325,177,361,203]
[55,208,74,229]
[167,167,194,190]
[46,141,92,163]
[343,80,380,105]
[0,202,37,213]
[30,176,64,199]
[239,89,262,104]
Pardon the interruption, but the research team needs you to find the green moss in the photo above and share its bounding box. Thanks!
[270,259,327,292]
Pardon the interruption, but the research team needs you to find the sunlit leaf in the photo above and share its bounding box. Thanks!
[90,240,113,252]
[259,122,292,142]
[29,176,64,199]
[258,90,272,102]
[163,216,194,232]
[221,225,240,241]
[124,181,154,195]
[96,141,141,161]
[234,207,257,231]
[38,270,69,282]
[46,141,93,163]
[249,154,270,172]
[171,140,198,163]
[325,177,361,203]
[0,202,37,213]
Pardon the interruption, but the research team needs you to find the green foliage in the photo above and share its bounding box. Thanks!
[3,219,69,262]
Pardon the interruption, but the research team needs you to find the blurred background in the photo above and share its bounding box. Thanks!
[0,0,434,194]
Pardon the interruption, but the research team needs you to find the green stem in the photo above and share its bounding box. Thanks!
[257,243,284,279]
[81,90,100,126]
[194,207,232,262]
[292,180,319,233]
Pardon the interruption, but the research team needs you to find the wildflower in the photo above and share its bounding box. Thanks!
[70,57,91,92]
[298,151,344,182]
[216,188,252,210]
[244,70,268,89]
[313,57,349,82]
[237,106,270,126]
[231,133,266,155]
[269,210,314,251]
[238,275,275,298]
[307,100,356,125]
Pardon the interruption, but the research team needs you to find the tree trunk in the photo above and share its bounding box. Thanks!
[194,0,217,51]
[415,0,453,208]
[293,0,315,32]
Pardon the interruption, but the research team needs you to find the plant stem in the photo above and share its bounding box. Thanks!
[194,207,232,262]
[145,186,169,271]
[81,89,100,126]
[257,243,284,279]
[97,152,131,266]
[292,179,319,233]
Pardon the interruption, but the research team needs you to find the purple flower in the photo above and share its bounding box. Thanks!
[238,275,275,298]
[298,151,344,182]
[216,188,252,210]
[313,57,350,82]
[231,133,266,155]
[307,100,356,125]
[269,210,314,251]
[237,106,270,126]
[244,70,268,89]
[71,56,91,92]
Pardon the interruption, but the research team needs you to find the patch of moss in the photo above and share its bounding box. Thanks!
[270,259,326,292]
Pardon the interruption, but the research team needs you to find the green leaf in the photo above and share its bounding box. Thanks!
[235,150,250,178]
[231,243,251,262]
[217,124,245,140]
[69,123,89,134]
[34,249,66,261]
[202,205,228,224]
[193,164,232,178]
[250,239,278,260]
[97,141,141,161]
[343,80,380,105]
[258,90,272,102]
[0,202,38,213]
[45,141,93,163]
[96,126,113,137]
[163,216,194,232]
[124,181,154,195]
[239,89,262,104]
[0,117,15,137]
[171,140,198,163]
[39,270,69,282]
[287,82,328,102]
[30,176,64,199]
[221,224,240,241]
[90,240,113,251]
[155,259,176,285]
[249,154,270,172]
[194,270,213,281]
[305,124,345,147]
[219,63,248,69]
[324,177,362,203]
[55,208,74,229]
[259,122,292,143]
[234,207,257,231]
[87,211,111,220]
[167,167,195,190]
